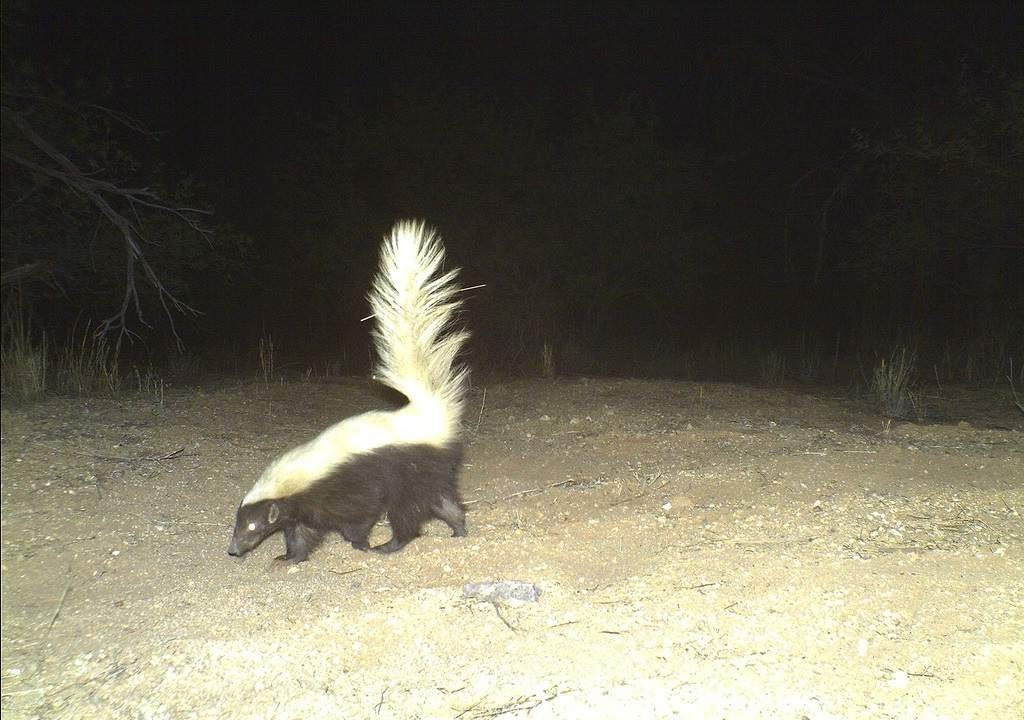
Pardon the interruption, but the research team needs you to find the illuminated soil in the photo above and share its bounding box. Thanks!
[2,379,1021,719]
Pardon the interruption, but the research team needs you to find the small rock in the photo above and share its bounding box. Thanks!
[463,580,541,604]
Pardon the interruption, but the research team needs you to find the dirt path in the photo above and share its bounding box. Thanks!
[2,379,1021,719]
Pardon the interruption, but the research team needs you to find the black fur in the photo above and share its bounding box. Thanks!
[228,443,466,563]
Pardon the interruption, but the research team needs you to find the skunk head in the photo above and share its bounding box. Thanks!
[228,500,283,557]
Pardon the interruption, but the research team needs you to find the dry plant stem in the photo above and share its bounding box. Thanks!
[1007,358,1024,414]
[491,603,517,632]
[46,571,73,635]
[475,387,487,433]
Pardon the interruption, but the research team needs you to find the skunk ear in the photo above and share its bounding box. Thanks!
[268,503,280,524]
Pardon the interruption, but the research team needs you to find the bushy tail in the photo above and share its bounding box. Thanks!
[368,220,469,422]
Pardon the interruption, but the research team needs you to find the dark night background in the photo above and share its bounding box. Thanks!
[2,2,1022,387]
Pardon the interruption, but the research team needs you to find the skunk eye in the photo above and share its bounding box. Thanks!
[247,522,257,531]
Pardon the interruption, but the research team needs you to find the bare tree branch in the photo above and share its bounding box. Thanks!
[1,105,213,348]
[1,89,163,138]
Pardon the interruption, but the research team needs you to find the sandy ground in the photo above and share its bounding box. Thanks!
[1,378,1021,719]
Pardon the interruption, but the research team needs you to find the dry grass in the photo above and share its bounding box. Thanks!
[0,298,47,402]
[540,341,556,378]
[872,346,917,418]
[758,350,787,386]
[55,323,122,396]
[258,333,275,384]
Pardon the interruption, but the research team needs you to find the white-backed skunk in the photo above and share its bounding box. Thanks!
[228,220,470,563]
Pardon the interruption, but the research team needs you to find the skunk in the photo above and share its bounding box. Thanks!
[228,220,469,563]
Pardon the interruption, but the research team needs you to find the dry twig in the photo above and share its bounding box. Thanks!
[46,571,73,634]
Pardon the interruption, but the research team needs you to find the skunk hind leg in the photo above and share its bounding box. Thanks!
[371,510,420,554]
[433,494,467,537]
[340,520,375,551]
